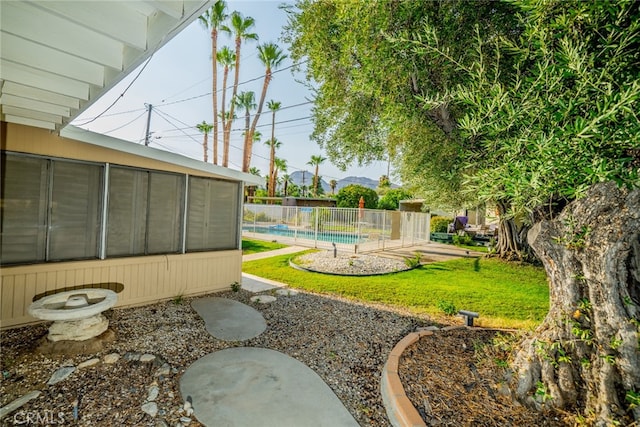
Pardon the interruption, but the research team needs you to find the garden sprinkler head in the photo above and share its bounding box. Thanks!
[332,242,337,258]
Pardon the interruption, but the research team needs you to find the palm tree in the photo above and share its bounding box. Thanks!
[246,166,261,202]
[217,46,235,167]
[196,121,213,163]
[329,179,337,195]
[307,155,326,197]
[223,12,257,169]
[199,1,228,165]
[273,157,287,196]
[265,136,282,197]
[266,100,281,197]
[236,91,256,168]
[282,173,292,197]
[244,43,287,172]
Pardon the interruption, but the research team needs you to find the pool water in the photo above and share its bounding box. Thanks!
[243,225,364,244]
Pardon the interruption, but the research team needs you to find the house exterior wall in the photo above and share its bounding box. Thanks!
[1,123,244,329]
[1,251,241,328]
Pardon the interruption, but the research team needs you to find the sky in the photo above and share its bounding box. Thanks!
[72,0,390,183]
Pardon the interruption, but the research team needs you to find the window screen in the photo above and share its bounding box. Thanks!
[48,161,103,260]
[0,154,48,264]
[187,177,239,251]
[147,172,184,254]
[106,167,148,256]
[107,167,184,256]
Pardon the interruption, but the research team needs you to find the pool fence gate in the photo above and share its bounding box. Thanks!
[242,204,431,253]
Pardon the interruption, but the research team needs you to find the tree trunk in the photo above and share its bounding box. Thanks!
[494,201,537,262]
[221,67,230,167]
[211,28,218,165]
[511,182,639,426]
[245,71,271,172]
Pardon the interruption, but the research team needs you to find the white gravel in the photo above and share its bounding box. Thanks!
[293,250,412,275]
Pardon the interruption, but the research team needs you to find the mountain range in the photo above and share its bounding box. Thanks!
[288,171,387,193]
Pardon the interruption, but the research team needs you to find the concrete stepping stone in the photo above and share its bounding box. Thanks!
[0,391,41,419]
[250,295,276,304]
[180,347,359,427]
[276,289,298,297]
[191,297,266,341]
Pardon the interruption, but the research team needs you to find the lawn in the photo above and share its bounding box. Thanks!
[242,238,288,255]
[243,251,550,330]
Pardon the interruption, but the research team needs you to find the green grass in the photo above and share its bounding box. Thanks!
[242,238,288,255]
[243,251,549,330]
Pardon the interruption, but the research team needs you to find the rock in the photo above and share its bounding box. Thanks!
[185,407,194,417]
[104,353,120,364]
[155,419,169,427]
[183,401,192,411]
[77,358,100,369]
[0,391,41,419]
[142,401,158,417]
[155,363,171,377]
[147,385,159,402]
[250,295,277,304]
[140,353,156,363]
[124,352,141,361]
[179,416,192,425]
[47,366,76,385]
[47,314,109,342]
[35,329,116,355]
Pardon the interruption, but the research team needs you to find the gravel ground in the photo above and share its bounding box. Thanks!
[0,288,426,426]
[1,251,568,426]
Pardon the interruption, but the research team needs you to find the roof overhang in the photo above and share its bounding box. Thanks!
[0,0,213,132]
[60,125,263,185]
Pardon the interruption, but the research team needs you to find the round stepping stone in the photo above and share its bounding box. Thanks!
[250,295,276,304]
[191,297,266,341]
[276,289,298,297]
[180,347,359,427]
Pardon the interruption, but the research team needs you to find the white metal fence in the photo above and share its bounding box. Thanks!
[242,204,430,253]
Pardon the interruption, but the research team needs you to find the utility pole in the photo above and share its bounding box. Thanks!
[302,171,306,197]
[144,103,153,146]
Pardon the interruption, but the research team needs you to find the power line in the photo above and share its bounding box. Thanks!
[152,107,243,169]
[159,61,309,107]
[101,110,148,135]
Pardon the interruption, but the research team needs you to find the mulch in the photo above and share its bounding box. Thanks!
[397,328,573,426]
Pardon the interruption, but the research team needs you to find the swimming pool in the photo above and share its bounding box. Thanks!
[242,225,365,245]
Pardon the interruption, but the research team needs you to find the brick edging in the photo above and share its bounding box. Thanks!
[381,325,517,426]
[380,330,431,427]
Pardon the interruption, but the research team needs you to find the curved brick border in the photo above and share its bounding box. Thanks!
[381,325,520,426]
[381,330,430,427]
[382,326,471,427]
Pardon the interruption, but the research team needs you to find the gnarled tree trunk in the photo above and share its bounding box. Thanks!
[511,182,639,426]
[494,200,537,262]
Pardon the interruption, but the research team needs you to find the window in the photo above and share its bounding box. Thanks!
[107,167,184,256]
[48,161,103,260]
[1,151,241,266]
[187,176,240,251]
[106,167,148,256]
[0,154,48,264]
[0,153,103,264]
